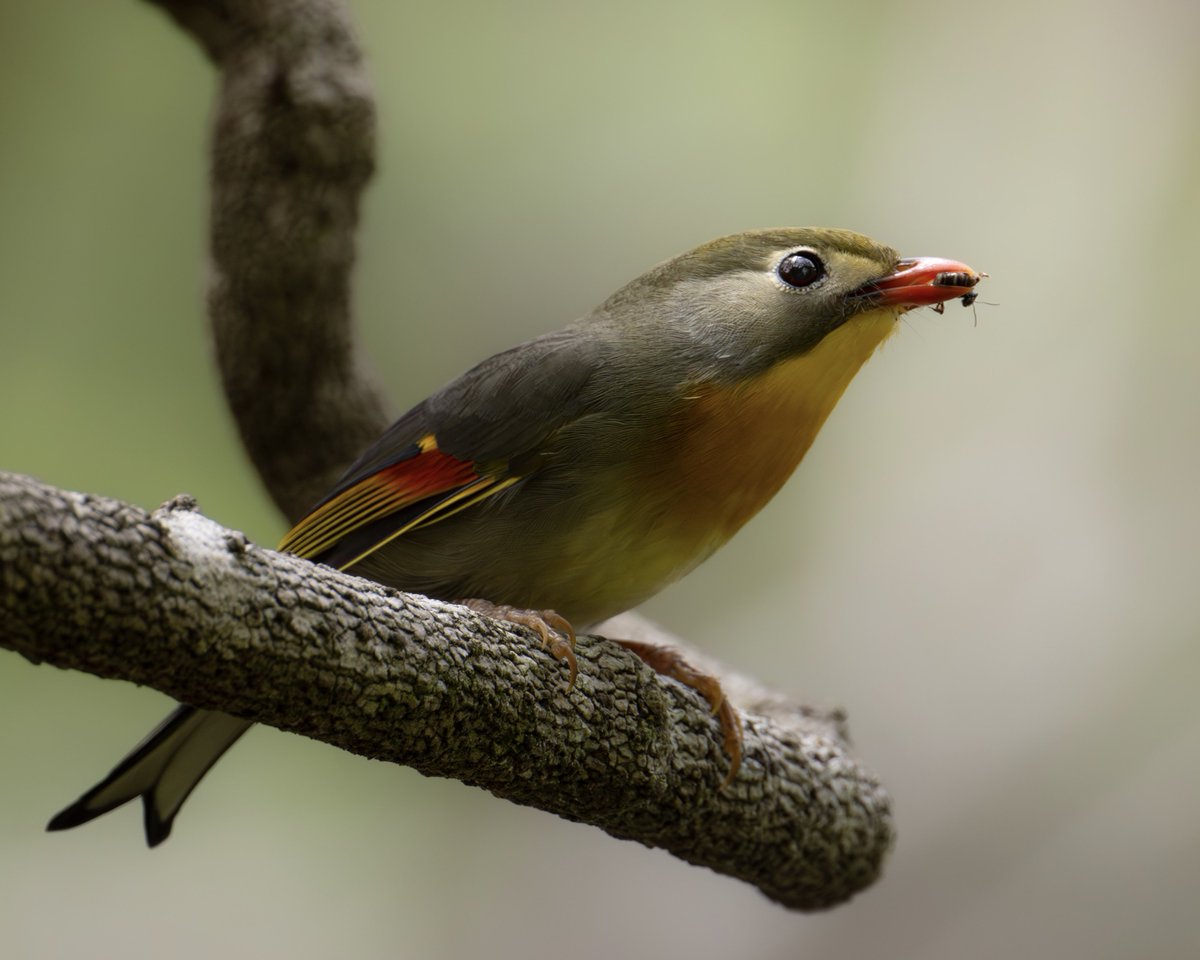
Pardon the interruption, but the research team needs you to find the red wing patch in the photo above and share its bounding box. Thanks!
[278,436,486,561]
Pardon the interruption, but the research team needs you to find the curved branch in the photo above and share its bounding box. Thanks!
[1,472,891,909]
[149,0,388,520]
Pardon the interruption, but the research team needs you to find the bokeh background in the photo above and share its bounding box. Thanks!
[2,1,1198,957]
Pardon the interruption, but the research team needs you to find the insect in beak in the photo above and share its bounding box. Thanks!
[929,271,988,314]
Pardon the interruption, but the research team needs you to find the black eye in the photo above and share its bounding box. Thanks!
[777,251,825,289]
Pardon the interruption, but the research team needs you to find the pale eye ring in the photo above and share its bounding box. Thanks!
[777,251,825,289]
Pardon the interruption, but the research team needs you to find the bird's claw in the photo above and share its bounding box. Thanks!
[461,600,578,690]
[612,638,744,788]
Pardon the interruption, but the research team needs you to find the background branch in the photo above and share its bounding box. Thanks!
[0,471,891,909]
[152,0,389,520]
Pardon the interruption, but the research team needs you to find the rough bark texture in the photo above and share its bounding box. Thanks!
[152,0,389,520]
[1,472,891,909]
[1,0,897,910]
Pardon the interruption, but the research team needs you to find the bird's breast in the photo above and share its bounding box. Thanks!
[645,308,898,559]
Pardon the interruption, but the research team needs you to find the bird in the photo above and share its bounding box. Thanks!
[46,227,982,846]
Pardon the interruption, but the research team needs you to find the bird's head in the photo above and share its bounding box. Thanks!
[596,227,982,380]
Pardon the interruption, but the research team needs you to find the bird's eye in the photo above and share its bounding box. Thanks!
[777,251,825,289]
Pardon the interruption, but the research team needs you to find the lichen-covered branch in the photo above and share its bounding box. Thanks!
[1,471,891,909]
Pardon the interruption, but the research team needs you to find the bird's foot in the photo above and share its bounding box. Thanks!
[612,638,743,788]
[462,599,578,690]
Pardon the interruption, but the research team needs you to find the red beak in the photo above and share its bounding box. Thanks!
[857,257,983,310]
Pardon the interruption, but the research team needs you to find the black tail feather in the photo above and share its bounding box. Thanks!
[47,705,252,846]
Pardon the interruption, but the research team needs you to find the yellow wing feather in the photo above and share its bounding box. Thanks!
[276,434,517,568]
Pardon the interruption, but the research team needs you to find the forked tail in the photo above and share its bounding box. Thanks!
[47,706,252,846]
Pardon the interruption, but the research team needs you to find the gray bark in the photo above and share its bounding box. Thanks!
[153,0,389,521]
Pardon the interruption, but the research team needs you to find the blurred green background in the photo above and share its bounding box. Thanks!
[3,0,1198,957]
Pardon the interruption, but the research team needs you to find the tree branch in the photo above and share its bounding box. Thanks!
[1,471,891,909]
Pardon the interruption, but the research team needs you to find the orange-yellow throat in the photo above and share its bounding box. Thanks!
[662,305,899,553]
